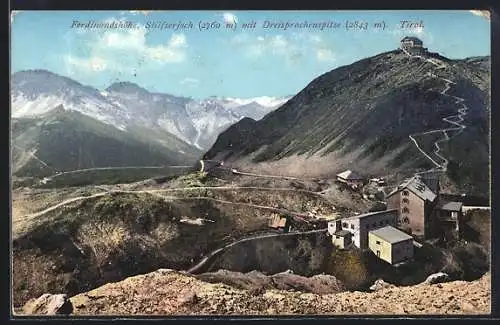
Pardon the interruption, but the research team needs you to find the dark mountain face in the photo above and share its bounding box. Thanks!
[12,108,201,177]
[204,50,490,196]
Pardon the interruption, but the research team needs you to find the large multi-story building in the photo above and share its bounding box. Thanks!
[386,175,439,239]
[386,174,465,241]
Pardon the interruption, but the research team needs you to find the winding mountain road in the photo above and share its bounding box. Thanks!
[165,196,311,221]
[15,184,331,222]
[46,165,192,180]
[186,228,327,274]
[229,169,302,181]
[200,160,322,182]
[401,47,469,174]
[12,144,53,170]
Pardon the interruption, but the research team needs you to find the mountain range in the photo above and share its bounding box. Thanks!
[11,70,290,177]
[11,49,490,197]
[204,50,490,196]
[11,70,290,150]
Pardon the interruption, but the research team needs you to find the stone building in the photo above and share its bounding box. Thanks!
[400,36,428,55]
[386,175,439,239]
[387,174,466,241]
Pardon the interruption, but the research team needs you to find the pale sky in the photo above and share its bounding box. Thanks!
[11,10,490,99]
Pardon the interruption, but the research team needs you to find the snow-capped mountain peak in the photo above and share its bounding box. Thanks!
[11,70,288,149]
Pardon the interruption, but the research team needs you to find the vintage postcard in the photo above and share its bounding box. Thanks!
[10,10,491,316]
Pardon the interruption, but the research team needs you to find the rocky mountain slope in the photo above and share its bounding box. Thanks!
[204,51,490,196]
[12,172,339,307]
[11,107,201,177]
[40,269,489,315]
[11,70,290,150]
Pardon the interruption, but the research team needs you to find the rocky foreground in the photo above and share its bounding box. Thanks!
[21,269,491,316]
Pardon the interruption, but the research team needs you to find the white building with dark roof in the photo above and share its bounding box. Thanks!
[328,209,399,250]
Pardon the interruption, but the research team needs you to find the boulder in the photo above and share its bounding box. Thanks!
[423,272,450,285]
[23,293,73,315]
[369,279,395,292]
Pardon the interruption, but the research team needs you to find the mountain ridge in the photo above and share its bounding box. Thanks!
[204,50,490,196]
[12,69,291,150]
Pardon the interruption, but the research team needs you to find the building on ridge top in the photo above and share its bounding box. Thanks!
[400,36,428,55]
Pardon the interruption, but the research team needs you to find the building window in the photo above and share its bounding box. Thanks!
[402,198,409,204]
[402,207,409,213]
[403,217,410,224]
[376,240,381,245]
[350,224,354,230]
[342,222,348,228]
[402,190,409,196]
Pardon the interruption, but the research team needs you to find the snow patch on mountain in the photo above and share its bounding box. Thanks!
[11,70,288,150]
[224,96,291,108]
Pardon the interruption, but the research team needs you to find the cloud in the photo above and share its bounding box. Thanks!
[64,55,108,73]
[179,77,200,87]
[222,12,238,25]
[248,35,289,57]
[63,18,188,74]
[316,48,335,62]
[469,10,490,21]
[168,33,187,47]
[413,26,425,36]
[232,33,335,65]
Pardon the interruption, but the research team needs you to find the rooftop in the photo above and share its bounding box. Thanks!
[343,209,398,221]
[369,226,413,244]
[401,36,423,43]
[387,175,437,202]
[436,201,463,212]
[336,170,363,180]
[270,215,288,228]
[334,230,352,237]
